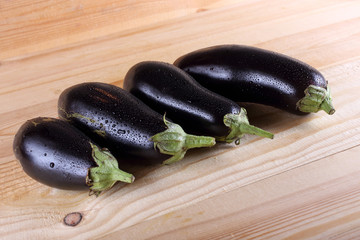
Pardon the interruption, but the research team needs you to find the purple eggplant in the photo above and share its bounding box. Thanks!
[123,61,273,145]
[174,45,335,115]
[58,82,215,165]
[13,117,134,195]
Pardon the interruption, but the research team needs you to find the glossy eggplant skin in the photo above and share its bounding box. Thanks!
[123,61,253,139]
[174,45,333,115]
[13,117,97,190]
[58,82,169,165]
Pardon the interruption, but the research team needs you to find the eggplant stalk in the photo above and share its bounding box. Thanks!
[218,108,274,145]
[296,85,335,115]
[151,117,216,165]
[87,143,135,195]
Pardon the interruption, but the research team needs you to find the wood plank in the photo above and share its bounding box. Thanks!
[0,0,359,239]
[1,0,359,113]
[103,145,360,240]
[1,55,359,239]
[0,0,238,60]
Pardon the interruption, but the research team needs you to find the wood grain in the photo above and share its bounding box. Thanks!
[102,145,360,240]
[1,0,360,239]
[0,0,235,60]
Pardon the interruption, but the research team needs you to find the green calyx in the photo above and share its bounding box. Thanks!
[218,108,274,145]
[296,85,335,115]
[87,142,135,196]
[151,117,216,165]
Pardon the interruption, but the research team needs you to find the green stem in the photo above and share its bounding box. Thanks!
[218,108,274,145]
[184,134,217,149]
[296,85,335,115]
[151,117,216,165]
[86,142,135,196]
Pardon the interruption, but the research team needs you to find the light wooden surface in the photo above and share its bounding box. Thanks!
[1,0,360,239]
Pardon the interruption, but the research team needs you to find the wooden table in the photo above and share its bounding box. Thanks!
[1,0,360,239]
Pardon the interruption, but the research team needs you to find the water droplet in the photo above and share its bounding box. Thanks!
[44,153,47,156]
[117,129,126,134]
[50,162,55,168]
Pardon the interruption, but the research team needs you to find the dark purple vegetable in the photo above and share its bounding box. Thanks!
[174,45,335,115]
[13,117,134,195]
[58,82,215,165]
[123,61,273,145]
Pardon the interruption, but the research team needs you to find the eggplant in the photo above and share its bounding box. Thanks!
[174,45,335,115]
[58,82,215,165]
[13,117,134,195]
[123,61,273,145]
